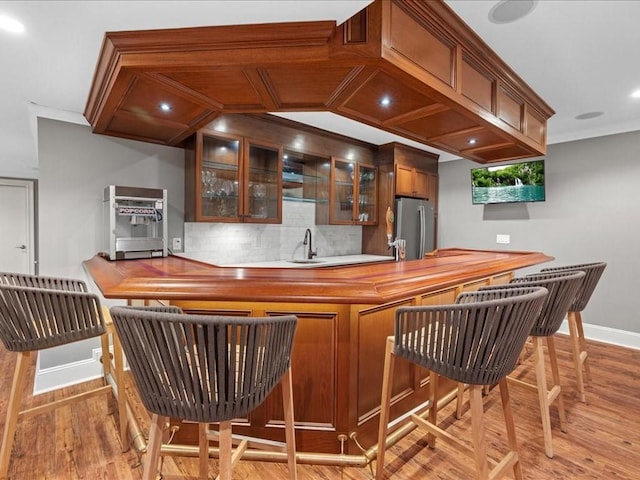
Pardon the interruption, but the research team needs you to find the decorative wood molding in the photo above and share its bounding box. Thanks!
[84,0,554,164]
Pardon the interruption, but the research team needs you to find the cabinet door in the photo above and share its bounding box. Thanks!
[330,157,356,224]
[413,169,431,200]
[244,140,282,223]
[395,164,415,197]
[356,163,377,224]
[198,133,241,221]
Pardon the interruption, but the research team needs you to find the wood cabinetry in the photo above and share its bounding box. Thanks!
[363,143,439,255]
[395,164,437,203]
[86,0,554,165]
[185,130,282,223]
[319,157,378,225]
[83,249,552,459]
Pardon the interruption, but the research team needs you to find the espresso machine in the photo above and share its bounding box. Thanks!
[103,185,168,260]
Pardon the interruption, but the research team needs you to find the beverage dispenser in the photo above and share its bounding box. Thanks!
[103,185,168,260]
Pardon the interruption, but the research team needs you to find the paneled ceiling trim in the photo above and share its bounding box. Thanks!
[84,0,554,164]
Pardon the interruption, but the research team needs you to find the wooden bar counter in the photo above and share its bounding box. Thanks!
[83,248,552,464]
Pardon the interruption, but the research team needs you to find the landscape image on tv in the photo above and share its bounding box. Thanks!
[471,160,545,204]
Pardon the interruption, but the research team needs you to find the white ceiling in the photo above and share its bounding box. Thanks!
[2,0,640,175]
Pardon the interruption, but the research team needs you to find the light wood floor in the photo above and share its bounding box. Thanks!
[1,334,639,479]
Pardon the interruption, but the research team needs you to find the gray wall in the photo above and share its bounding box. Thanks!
[439,130,640,335]
[37,118,185,367]
[29,118,640,375]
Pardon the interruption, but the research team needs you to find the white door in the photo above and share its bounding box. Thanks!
[0,178,35,274]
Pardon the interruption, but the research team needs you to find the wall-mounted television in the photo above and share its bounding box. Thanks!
[471,159,545,205]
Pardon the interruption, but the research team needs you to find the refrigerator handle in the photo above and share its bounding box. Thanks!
[418,205,426,258]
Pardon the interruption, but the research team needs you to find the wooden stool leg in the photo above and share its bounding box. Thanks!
[281,367,298,480]
[469,385,490,480]
[0,352,30,480]
[199,423,210,479]
[428,372,438,449]
[112,332,129,452]
[375,337,395,480]
[567,312,587,402]
[575,312,592,381]
[498,378,523,480]
[546,336,567,432]
[455,383,465,419]
[100,332,111,384]
[532,337,554,458]
[143,414,165,480]
[103,307,129,452]
[218,420,233,480]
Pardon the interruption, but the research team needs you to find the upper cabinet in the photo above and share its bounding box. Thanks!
[329,158,377,225]
[185,130,282,223]
[395,164,437,202]
[244,139,282,222]
[378,142,439,204]
[85,0,553,165]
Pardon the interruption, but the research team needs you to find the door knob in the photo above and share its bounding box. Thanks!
[16,245,26,250]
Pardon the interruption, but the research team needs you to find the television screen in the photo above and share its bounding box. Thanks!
[470,159,545,205]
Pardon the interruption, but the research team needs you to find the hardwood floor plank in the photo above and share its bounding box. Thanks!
[0,334,638,479]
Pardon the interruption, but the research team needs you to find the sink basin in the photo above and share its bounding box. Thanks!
[287,259,324,264]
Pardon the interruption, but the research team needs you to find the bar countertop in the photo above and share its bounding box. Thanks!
[83,248,553,304]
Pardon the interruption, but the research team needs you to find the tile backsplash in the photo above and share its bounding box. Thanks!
[184,200,362,265]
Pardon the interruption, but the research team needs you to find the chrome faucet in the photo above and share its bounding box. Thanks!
[303,228,317,260]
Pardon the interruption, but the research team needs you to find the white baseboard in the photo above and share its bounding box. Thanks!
[557,320,640,350]
[33,355,104,395]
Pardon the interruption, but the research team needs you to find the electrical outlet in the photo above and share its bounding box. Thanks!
[172,237,182,251]
[496,234,510,244]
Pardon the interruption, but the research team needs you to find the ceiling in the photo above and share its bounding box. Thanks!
[2,0,640,176]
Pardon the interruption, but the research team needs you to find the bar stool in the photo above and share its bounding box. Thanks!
[473,270,585,458]
[0,274,115,479]
[541,262,607,402]
[376,286,547,480]
[101,303,183,453]
[110,307,298,480]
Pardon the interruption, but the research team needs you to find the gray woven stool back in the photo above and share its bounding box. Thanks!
[484,270,585,337]
[541,262,606,312]
[110,307,298,423]
[0,276,106,352]
[0,271,88,292]
[393,286,547,386]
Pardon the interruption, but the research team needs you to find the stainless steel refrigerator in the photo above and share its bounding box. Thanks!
[395,197,435,260]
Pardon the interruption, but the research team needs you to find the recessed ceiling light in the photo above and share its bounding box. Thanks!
[0,14,25,34]
[379,96,392,107]
[631,89,640,99]
[468,138,477,145]
[575,111,603,120]
[489,0,537,24]
[159,102,172,112]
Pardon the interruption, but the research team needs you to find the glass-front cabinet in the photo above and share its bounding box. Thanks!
[329,157,377,225]
[244,140,282,222]
[188,131,282,223]
[199,133,241,220]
